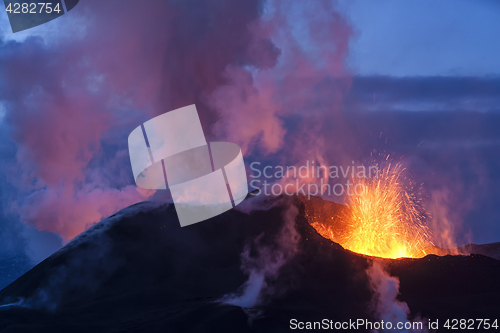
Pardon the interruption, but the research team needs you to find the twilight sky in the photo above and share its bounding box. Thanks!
[342,0,500,76]
[0,0,499,288]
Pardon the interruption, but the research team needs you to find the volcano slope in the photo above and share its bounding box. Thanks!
[0,195,499,332]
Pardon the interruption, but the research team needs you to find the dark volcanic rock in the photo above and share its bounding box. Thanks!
[419,242,500,260]
[0,195,498,332]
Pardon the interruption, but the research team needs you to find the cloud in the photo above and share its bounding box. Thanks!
[0,0,358,249]
[210,0,355,167]
[0,0,278,245]
[346,76,500,112]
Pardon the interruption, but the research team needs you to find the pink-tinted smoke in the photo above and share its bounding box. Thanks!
[0,0,281,242]
[1,0,355,243]
[210,0,355,163]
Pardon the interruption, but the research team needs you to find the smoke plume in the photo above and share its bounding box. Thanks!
[366,261,427,333]
[220,202,299,310]
[0,0,282,245]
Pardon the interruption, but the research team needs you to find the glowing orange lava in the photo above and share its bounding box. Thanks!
[311,162,433,259]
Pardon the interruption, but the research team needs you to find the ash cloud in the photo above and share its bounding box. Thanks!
[210,0,355,164]
[0,0,281,253]
[0,0,357,265]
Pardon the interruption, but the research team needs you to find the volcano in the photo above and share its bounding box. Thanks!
[0,195,499,332]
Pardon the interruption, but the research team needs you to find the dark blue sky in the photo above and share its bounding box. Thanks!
[341,0,500,76]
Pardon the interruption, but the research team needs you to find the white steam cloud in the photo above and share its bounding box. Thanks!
[366,261,427,333]
[219,202,299,312]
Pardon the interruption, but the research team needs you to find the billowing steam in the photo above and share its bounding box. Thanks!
[366,261,427,333]
[219,202,299,311]
[0,0,355,255]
